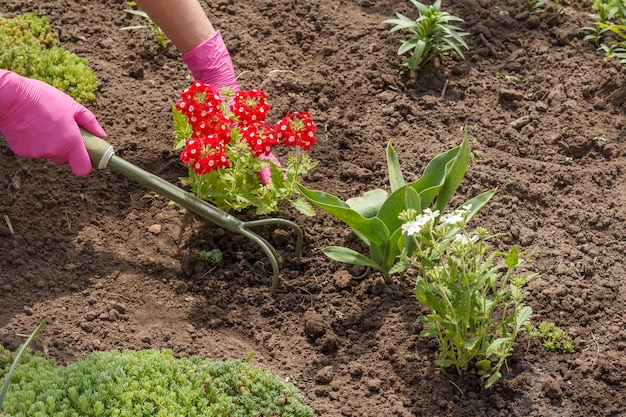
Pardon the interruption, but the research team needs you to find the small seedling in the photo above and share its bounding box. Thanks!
[120,9,168,48]
[383,0,469,75]
[528,321,576,353]
[199,248,223,263]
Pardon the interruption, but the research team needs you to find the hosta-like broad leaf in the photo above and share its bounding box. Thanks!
[434,133,470,213]
[386,142,405,191]
[409,145,460,209]
[346,189,388,218]
[322,246,384,272]
[297,185,389,246]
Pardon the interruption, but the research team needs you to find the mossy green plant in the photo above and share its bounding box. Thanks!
[0,12,98,102]
[528,321,576,353]
[0,347,313,416]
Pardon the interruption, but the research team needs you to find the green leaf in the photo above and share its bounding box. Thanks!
[475,359,491,371]
[484,371,502,389]
[290,198,316,217]
[464,336,481,351]
[504,245,520,269]
[346,189,388,218]
[322,246,383,272]
[404,186,421,211]
[376,186,409,232]
[0,317,49,408]
[382,227,406,272]
[485,337,510,359]
[514,305,533,334]
[298,184,389,246]
[386,142,405,191]
[434,132,471,213]
[172,108,192,149]
[409,145,460,209]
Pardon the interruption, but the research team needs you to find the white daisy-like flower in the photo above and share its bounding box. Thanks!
[401,208,440,236]
[453,233,478,245]
[440,204,473,227]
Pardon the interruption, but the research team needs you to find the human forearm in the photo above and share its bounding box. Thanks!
[133,0,215,53]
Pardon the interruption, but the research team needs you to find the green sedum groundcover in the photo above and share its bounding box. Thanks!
[0,11,98,102]
[0,347,313,417]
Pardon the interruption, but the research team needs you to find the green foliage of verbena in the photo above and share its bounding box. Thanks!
[0,347,313,417]
[0,12,98,102]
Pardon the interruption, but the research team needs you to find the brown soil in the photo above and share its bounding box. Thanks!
[2,0,626,416]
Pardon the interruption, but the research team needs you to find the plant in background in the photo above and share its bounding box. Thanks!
[397,205,535,387]
[120,6,168,48]
[0,12,98,102]
[173,81,317,215]
[0,348,313,416]
[583,0,626,61]
[529,321,576,353]
[298,131,495,284]
[383,0,469,75]
[524,0,560,11]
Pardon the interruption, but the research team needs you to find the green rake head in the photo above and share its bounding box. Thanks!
[81,129,303,294]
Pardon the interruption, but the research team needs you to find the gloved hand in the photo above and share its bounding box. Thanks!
[183,32,283,186]
[181,31,240,94]
[0,70,106,176]
[257,152,282,186]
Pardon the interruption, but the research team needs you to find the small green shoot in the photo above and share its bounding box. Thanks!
[121,9,168,48]
[0,317,49,409]
[383,0,469,75]
[199,248,223,263]
[528,321,576,353]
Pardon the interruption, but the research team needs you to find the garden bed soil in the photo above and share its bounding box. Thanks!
[2,0,626,416]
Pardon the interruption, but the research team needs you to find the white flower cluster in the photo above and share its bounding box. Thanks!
[439,204,472,227]
[401,207,440,236]
[401,204,473,237]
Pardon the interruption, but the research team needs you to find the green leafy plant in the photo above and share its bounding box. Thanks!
[120,8,168,48]
[173,81,317,215]
[398,203,533,387]
[0,348,312,416]
[0,12,98,102]
[298,131,494,284]
[583,0,626,61]
[529,321,576,353]
[398,208,535,387]
[383,0,469,74]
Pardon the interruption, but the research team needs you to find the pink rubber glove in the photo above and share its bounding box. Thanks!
[181,31,240,94]
[0,70,105,176]
[183,32,282,186]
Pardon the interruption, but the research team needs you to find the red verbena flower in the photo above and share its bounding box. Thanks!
[240,121,280,157]
[192,110,234,144]
[180,134,230,175]
[175,80,223,124]
[275,111,316,151]
[229,88,271,126]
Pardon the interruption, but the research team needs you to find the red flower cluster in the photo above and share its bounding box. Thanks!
[176,80,317,176]
[275,111,317,151]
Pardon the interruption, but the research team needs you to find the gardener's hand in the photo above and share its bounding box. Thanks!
[182,31,240,94]
[0,70,105,176]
